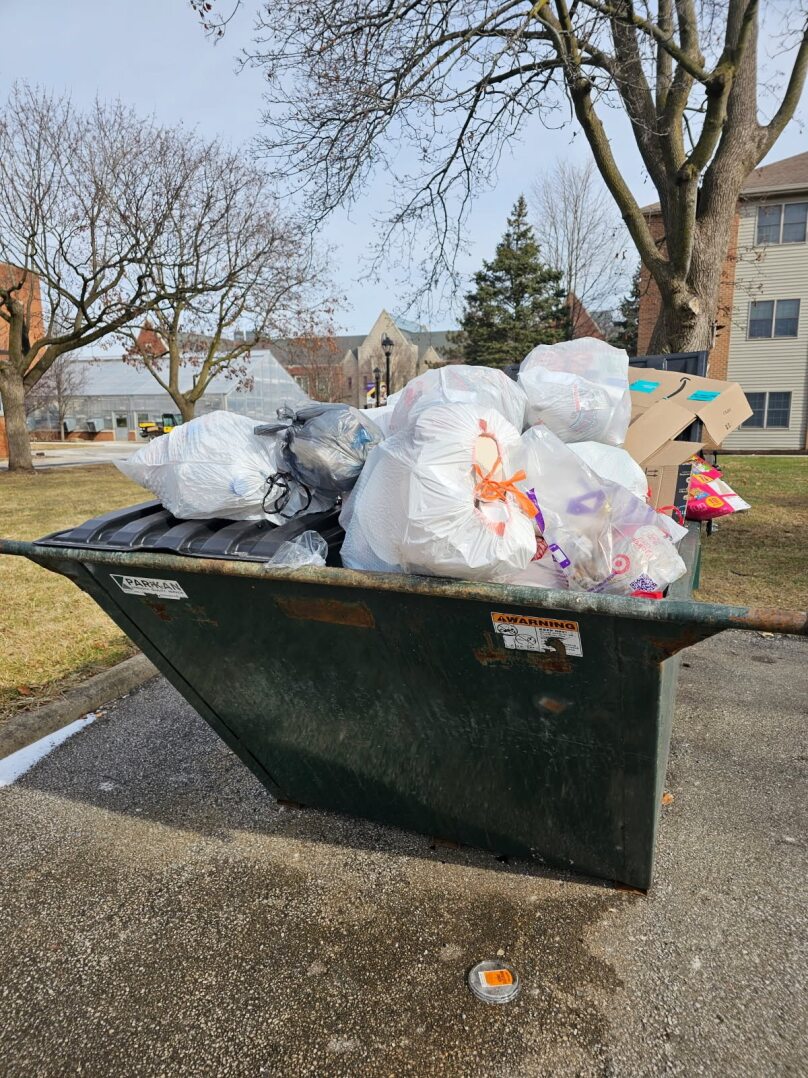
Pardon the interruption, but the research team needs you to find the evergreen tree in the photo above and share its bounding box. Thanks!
[611,268,641,354]
[449,196,566,367]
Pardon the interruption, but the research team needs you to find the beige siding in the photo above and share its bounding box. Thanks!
[724,198,808,450]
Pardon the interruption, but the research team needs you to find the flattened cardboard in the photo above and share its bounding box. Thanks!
[623,406,693,465]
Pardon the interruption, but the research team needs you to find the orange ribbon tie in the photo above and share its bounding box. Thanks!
[473,459,537,520]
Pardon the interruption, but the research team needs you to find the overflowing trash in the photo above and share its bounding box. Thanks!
[389,365,526,435]
[255,402,383,496]
[568,441,649,501]
[516,425,687,595]
[341,403,536,582]
[517,339,631,445]
[117,335,752,598]
[686,456,751,521]
[117,411,332,523]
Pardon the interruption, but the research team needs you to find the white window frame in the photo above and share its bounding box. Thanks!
[741,391,792,430]
[755,199,808,245]
[746,298,801,340]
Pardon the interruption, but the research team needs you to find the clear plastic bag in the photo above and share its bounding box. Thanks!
[518,337,631,445]
[515,425,686,595]
[389,365,527,435]
[266,530,328,567]
[256,402,383,495]
[568,442,649,500]
[341,403,536,581]
[117,411,330,522]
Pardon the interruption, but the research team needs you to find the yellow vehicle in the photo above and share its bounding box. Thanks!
[138,413,182,440]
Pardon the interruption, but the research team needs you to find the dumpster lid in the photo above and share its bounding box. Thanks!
[35,500,345,565]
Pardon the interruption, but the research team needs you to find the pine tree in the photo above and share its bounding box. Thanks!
[449,196,566,367]
[611,267,641,354]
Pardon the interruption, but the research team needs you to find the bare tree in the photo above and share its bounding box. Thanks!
[0,84,201,472]
[531,160,630,335]
[194,0,807,355]
[23,354,88,439]
[121,143,336,422]
[277,334,346,402]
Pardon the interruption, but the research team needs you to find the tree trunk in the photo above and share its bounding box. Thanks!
[647,212,734,355]
[647,292,715,353]
[177,397,196,423]
[0,368,34,472]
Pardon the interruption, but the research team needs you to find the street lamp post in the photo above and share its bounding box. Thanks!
[380,333,394,402]
[373,366,382,408]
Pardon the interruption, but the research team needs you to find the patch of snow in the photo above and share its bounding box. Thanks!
[0,714,96,787]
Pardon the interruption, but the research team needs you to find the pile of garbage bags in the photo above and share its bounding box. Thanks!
[118,336,690,596]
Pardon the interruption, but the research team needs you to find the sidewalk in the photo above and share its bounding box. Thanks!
[1,442,134,470]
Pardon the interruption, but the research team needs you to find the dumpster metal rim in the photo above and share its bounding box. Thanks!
[2,536,805,638]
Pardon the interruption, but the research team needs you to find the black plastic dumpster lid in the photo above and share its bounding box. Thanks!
[35,501,345,566]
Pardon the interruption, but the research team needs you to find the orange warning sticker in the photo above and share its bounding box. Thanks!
[481,969,513,987]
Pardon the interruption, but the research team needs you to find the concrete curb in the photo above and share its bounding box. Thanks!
[0,654,158,759]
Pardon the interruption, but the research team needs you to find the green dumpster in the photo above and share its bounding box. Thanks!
[2,504,804,890]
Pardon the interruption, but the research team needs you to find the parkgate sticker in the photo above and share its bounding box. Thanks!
[491,612,583,657]
[111,574,188,600]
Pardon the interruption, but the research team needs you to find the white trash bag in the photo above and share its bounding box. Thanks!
[341,403,536,582]
[569,442,649,501]
[390,365,527,435]
[117,411,332,522]
[518,337,631,445]
[359,404,394,438]
[516,426,686,595]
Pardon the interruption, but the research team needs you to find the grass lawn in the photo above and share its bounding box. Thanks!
[0,453,805,726]
[0,465,146,724]
[695,455,808,609]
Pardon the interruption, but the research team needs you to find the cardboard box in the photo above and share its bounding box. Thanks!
[624,369,752,515]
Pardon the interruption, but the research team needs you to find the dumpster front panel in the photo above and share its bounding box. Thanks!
[64,558,681,887]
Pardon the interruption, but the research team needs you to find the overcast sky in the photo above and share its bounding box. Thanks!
[1,0,805,333]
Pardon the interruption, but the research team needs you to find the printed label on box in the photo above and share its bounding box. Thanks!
[688,390,720,401]
[630,380,661,393]
[111,574,188,600]
[490,612,583,657]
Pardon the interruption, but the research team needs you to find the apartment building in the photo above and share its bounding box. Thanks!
[639,151,808,450]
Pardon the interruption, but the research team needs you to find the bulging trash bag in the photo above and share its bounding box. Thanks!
[256,402,383,495]
[359,404,394,438]
[518,337,631,445]
[389,365,527,435]
[266,530,328,568]
[341,403,536,582]
[515,425,686,595]
[117,411,331,523]
[568,442,649,501]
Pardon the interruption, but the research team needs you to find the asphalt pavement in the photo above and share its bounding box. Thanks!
[0,629,805,1077]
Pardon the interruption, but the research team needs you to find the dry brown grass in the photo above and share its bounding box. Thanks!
[0,464,146,723]
[695,455,808,609]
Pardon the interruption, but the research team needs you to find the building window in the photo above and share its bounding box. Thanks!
[756,202,808,245]
[774,298,800,337]
[742,391,791,429]
[748,298,800,338]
